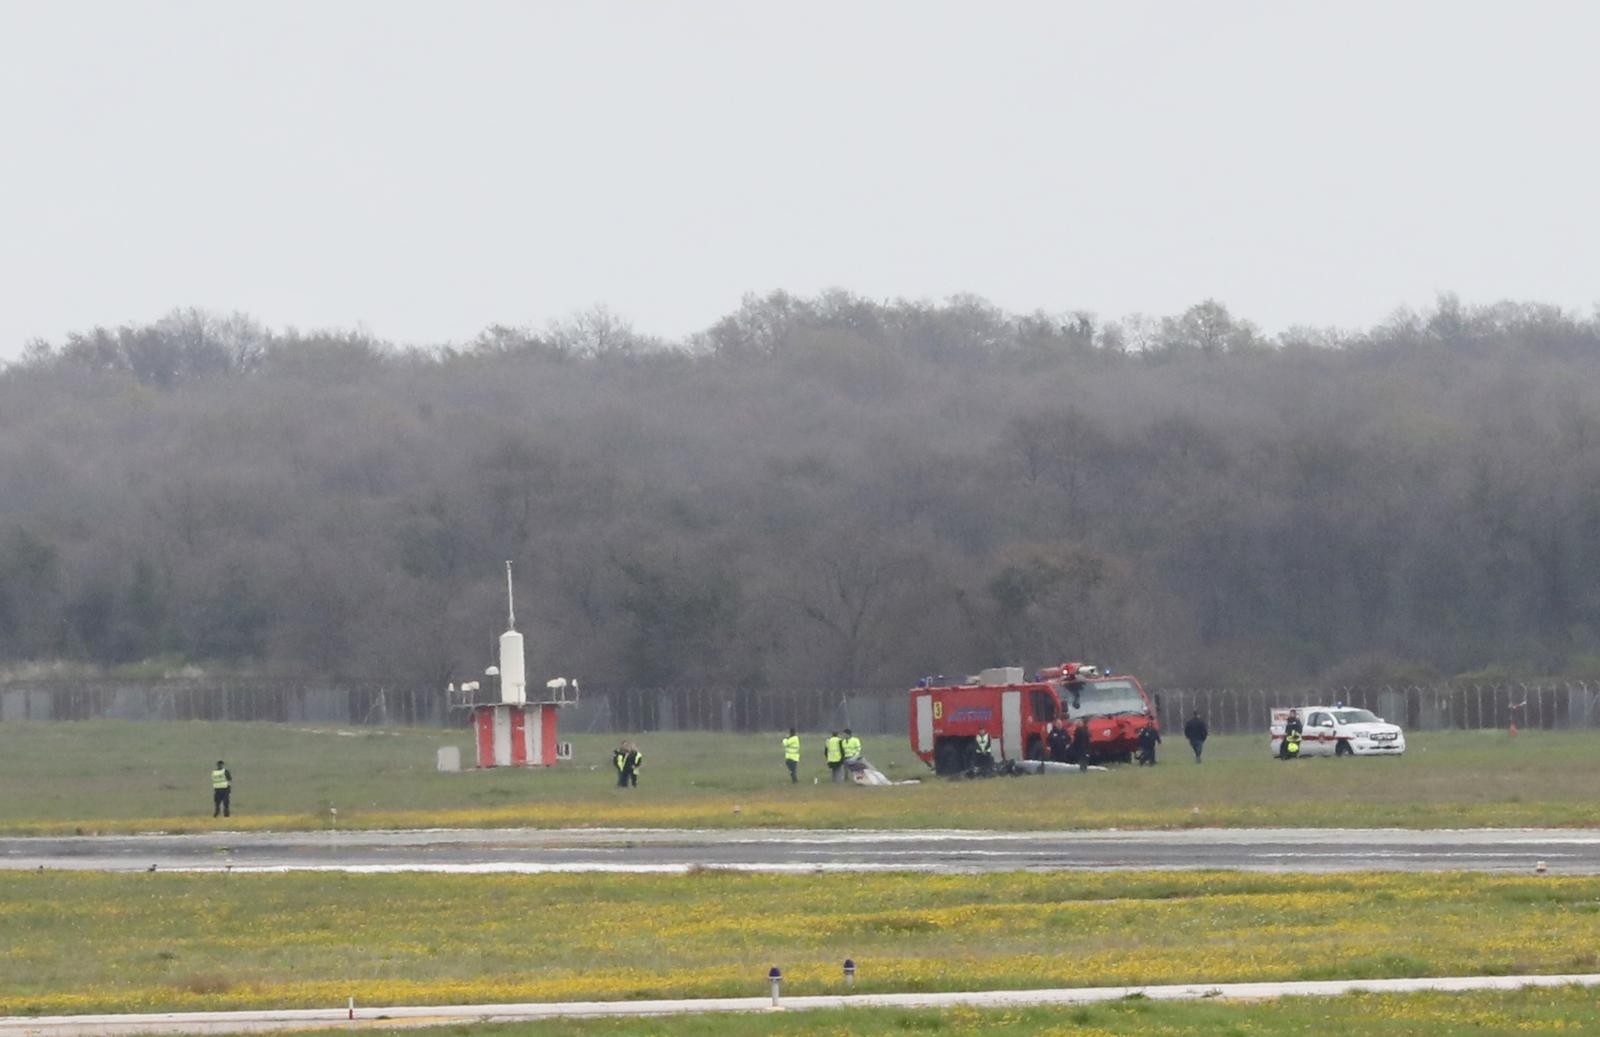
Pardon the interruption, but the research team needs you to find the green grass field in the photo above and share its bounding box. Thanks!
[280,989,1600,1037]
[4,869,1599,1016]
[0,721,1595,833]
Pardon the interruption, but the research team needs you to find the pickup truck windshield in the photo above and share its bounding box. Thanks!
[1065,679,1147,719]
[1332,708,1380,724]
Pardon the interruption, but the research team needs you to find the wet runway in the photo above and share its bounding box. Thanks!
[4,826,1599,874]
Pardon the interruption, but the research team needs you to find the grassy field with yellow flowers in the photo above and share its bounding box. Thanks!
[3,869,1599,1016]
[274,988,1600,1037]
[0,721,1596,834]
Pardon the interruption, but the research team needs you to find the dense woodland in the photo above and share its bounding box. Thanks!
[4,293,1600,694]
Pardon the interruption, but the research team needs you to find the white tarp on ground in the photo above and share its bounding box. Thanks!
[1011,759,1108,774]
[846,757,920,785]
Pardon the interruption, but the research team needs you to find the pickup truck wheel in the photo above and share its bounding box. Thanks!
[1335,740,1353,757]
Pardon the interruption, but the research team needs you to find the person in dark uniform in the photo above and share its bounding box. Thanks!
[1070,720,1091,770]
[973,727,995,774]
[1279,710,1303,760]
[1183,711,1209,763]
[1047,722,1070,763]
[1136,722,1161,765]
[211,760,232,818]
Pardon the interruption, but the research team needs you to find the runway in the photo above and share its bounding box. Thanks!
[4,826,1599,874]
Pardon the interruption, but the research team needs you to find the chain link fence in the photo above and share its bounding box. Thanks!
[5,679,1600,736]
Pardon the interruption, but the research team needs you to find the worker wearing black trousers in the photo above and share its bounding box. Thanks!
[614,742,642,787]
[973,728,995,774]
[211,761,232,818]
[782,728,801,783]
[1183,711,1209,763]
[1136,723,1161,765]
[1279,711,1304,760]
[1070,721,1091,770]
[825,731,845,782]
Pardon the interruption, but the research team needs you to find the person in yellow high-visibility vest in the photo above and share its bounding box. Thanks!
[781,728,801,783]
[841,729,863,767]
[614,741,643,787]
[824,731,845,782]
[210,760,233,818]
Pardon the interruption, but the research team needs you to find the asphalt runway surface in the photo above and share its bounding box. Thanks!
[4,826,1599,874]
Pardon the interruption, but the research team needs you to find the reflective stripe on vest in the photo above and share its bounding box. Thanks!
[211,769,229,789]
[976,734,992,753]
[782,735,801,761]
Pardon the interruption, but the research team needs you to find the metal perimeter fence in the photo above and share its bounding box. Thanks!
[3,679,1600,736]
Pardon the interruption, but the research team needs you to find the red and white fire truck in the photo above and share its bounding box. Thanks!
[909,663,1159,775]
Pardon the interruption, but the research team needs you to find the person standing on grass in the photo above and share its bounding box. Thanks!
[1048,722,1070,763]
[1279,710,1303,760]
[1136,721,1161,765]
[973,727,995,775]
[211,760,232,818]
[1071,720,1091,770]
[1184,710,1209,763]
[782,728,801,783]
[825,730,845,782]
[613,741,641,788]
[614,741,643,788]
[841,729,862,764]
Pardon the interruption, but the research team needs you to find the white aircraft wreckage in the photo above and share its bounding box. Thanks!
[845,757,920,785]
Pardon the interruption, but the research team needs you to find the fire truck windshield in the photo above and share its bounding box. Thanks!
[1064,679,1147,719]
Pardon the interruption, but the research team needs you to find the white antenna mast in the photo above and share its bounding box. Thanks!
[505,560,516,630]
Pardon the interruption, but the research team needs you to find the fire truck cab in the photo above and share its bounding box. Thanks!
[909,663,1158,775]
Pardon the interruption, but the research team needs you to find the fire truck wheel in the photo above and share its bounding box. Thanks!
[935,742,964,776]
[1025,735,1043,761]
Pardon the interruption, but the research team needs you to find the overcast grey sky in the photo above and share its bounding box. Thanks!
[2,0,1596,356]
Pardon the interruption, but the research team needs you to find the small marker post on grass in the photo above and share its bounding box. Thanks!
[768,966,782,1007]
[347,996,354,1020]
[843,958,856,988]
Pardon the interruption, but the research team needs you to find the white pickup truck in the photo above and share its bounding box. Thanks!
[1269,706,1406,758]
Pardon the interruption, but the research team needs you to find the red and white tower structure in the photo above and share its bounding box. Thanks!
[452,562,576,768]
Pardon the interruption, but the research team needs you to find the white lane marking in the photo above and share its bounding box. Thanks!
[6,974,1600,1036]
[162,863,948,874]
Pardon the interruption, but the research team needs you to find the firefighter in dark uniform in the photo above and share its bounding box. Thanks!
[1279,710,1303,760]
[1183,710,1209,763]
[1070,720,1091,769]
[1136,721,1161,765]
[211,760,232,818]
[973,727,995,774]
[1047,722,1070,763]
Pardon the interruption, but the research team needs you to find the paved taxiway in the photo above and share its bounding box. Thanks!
[4,826,1599,874]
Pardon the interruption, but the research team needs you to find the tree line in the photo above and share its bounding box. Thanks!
[4,293,1600,696]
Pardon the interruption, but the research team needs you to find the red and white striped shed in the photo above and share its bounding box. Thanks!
[472,703,559,768]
